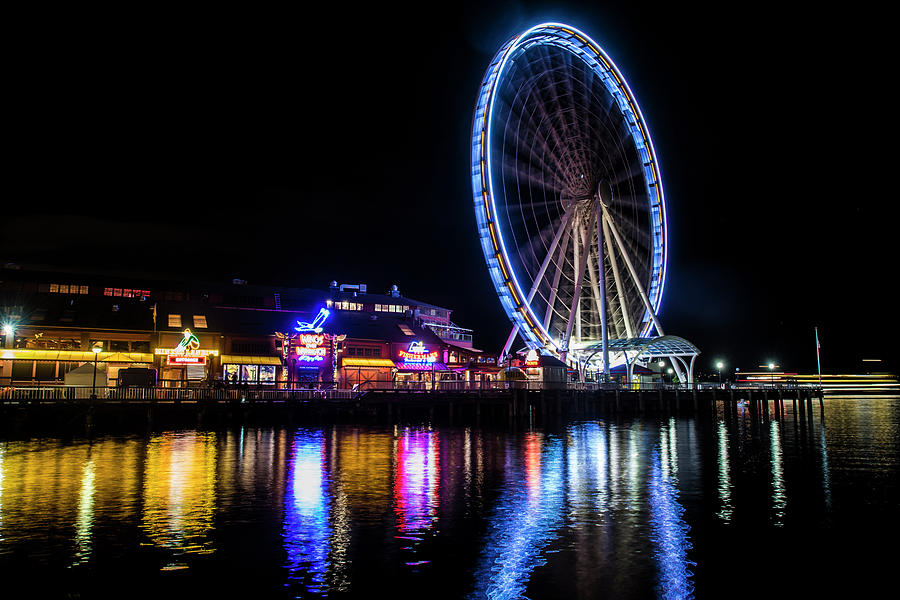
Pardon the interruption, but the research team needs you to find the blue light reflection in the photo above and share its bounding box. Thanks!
[468,433,564,599]
[649,424,695,599]
[283,429,333,595]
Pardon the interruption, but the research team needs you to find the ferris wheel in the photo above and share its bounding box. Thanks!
[472,23,669,376]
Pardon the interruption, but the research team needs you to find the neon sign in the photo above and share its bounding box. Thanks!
[296,333,327,363]
[525,349,540,368]
[295,308,330,333]
[398,340,439,364]
[155,329,218,365]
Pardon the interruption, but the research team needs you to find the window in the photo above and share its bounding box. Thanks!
[104,288,113,296]
[192,315,208,328]
[168,314,182,328]
[49,284,59,293]
[79,285,89,294]
[398,324,415,336]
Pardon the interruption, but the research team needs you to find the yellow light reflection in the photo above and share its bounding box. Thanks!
[770,420,786,527]
[72,457,96,566]
[716,421,733,523]
[334,428,393,517]
[141,431,218,556]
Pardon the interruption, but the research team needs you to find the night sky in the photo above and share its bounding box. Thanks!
[4,2,895,375]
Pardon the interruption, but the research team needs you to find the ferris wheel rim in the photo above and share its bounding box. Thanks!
[471,22,668,355]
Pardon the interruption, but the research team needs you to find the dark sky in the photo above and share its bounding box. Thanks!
[4,2,895,375]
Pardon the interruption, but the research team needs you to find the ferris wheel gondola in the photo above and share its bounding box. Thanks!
[471,22,670,377]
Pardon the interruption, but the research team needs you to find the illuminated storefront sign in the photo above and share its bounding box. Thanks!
[167,354,206,366]
[155,329,218,366]
[525,349,540,368]
[296,333,327,363]
[295,308,330,333]
[397,341,439,364]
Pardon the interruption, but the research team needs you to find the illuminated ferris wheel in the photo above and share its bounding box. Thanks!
[471,23,669,374]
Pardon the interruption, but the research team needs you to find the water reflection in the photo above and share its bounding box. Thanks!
[769,420,787,526]
[141,431,217,558]
[469,432,564,600]
[283,429,333,594]
[393,427,440,563]
[650,421,695,599]
[71,454,95,566]
[0,398,874,597]
[716,421,733,523]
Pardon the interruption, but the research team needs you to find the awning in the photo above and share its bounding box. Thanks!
[341,358,395,368]
[0,349,154,363]
[394,362,449,371]
[220,355,282,365]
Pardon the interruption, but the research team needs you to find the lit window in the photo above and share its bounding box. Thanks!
[168,314,182,327]
[80,286,89,294]
[59,284,69,294]
[398,324,415,336]
[193,315,207,328]
[113,288,123,297]
[49,284,59,293]
[142,290,151,297]
[123,289,133,298]
[104,288,113,296]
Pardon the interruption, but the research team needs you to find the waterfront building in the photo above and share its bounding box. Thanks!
[0,266,490,389]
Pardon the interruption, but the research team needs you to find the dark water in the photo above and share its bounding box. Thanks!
[1,397,897,599]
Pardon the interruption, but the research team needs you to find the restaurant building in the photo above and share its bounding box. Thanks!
[1,266,490,390]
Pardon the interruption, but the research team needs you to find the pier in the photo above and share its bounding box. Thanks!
[0,383,824,433]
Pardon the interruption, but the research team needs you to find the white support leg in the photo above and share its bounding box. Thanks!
[603,213,633,338]
[544,223,572,330]
[602,206,665,337]
[596,205,610,381]
[563,214,594,351]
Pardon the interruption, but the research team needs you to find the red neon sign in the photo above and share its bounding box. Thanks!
[167,355,207,365]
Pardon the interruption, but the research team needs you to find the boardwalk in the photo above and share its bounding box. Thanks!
[1,382,824,433]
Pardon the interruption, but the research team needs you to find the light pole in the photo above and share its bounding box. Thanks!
[768,362,776,385]
[91,343,102,399]
[716,361,724,385]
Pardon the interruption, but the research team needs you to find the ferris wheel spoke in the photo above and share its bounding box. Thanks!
[520,51,591,191]
[507,68,579,190]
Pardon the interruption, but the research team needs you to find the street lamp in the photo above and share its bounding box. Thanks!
[716,361,724,384]
[91,343,102,399]
[768,362,776,385]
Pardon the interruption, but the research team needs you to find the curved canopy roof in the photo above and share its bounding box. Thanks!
[580,335,700,358]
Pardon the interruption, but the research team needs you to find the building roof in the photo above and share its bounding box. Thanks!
[323,311,445,346]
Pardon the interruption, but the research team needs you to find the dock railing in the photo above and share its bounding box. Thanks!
[0,379,822,403]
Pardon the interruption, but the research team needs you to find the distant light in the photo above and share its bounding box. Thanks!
[667,368,674,374]
[92,344,102,354]
[862,359,882,362]
[1,324,12,336]
[716,361,724,369]
[768,363,775,370]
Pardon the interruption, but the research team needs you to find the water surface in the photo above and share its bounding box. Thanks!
[1,396,897,598]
